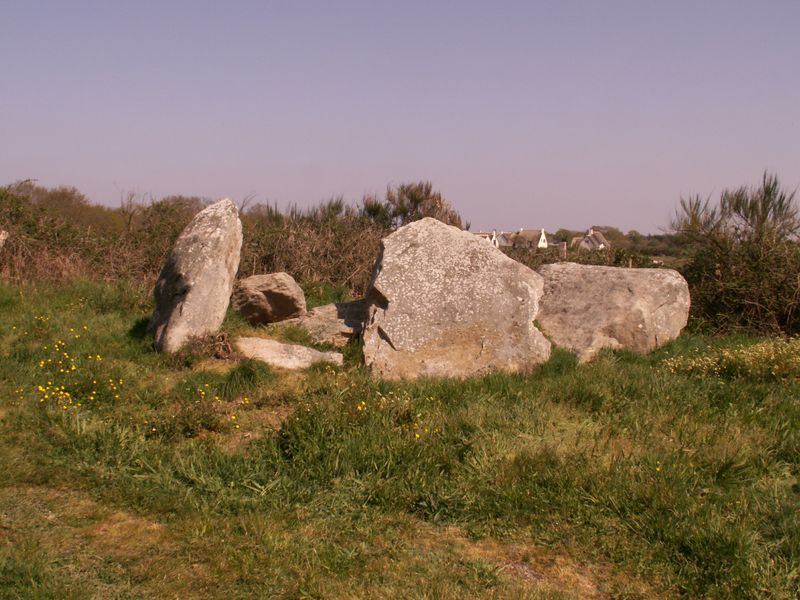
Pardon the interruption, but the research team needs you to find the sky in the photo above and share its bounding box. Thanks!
[1,1,798,233]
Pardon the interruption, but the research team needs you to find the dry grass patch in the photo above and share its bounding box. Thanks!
[86,511,166,561]
[351,516,659,599]
[0,485,220,599]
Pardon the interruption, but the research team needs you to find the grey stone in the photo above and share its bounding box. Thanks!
[236,337,343,369]
[536,262,690,362]
[232,273,306,325]
[281,299,367,347]
[148,198,243,353]
[362,217,551,380]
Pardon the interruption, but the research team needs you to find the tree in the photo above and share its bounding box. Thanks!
[553,228,581,243]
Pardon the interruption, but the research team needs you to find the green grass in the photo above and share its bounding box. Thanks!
[301,281,350,309]
[0,280,798,598]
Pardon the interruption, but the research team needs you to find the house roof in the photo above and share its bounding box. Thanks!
[507,229,552,246]
[571,229,611,251]
[473,231,514,247]
[515,229,542,240]
[587,230,610,249]
[475,228,559,248]
[496,233,514,246]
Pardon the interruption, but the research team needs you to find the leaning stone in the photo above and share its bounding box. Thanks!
[362,217,551,380]
[232,273,306,325]
[236,337,343,369]
[280,299,367,347]
[148,199,242,353]
[536,262,690,363]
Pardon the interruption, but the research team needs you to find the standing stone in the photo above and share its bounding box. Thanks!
[536,263,690,362]
[148,198,242,353]
[0,230,7,250]
[232,273,306,325]
[362,218,551,380]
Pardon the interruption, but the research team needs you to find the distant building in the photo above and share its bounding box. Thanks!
[474,230,513,248]
[570,228,611,252]
[474,228,567,257]
[506,228,553,249]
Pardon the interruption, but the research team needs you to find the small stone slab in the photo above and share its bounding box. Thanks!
[236,337,343,370]
[279,299,367,348]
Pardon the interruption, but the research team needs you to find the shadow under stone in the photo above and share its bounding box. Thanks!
[128,317,151,341]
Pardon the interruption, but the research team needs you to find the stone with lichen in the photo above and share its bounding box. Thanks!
[362,217,551,380]
[148,199,242,353]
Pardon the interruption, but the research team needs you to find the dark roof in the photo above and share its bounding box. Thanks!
[571,229,611,251]
[587,230,610,249]
[507,229,553,247]
[498,233,515,246]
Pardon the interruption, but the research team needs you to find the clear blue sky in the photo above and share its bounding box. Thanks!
[2,1,798,233]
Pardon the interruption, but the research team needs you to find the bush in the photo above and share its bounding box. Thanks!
[242,180,468,293]
[239,198,385,295]
[672,172,800,334]
[0,183,204,285]
[361,181,463,230]
[1,180,465,297]
[503,245,653,272]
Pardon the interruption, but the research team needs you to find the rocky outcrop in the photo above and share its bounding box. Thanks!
[148,199,242,353]
[280,299,367,347]
[362,218,551,380]
[232,273,306,325]
[236,337,343,369]
[536,263,690,362]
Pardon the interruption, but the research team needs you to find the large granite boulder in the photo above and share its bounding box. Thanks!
[362,218,551,380]
[236,337,343,369]
[148,199,242,353]
[279,299,367,347]
[536,263,690,362]
[232,273,306,325]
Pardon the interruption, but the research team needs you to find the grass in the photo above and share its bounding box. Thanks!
[0,280,798,598]
[301,281,350,309]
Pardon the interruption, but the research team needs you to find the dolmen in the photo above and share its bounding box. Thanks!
[147,206,691,378]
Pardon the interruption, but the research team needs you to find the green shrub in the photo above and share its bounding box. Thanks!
[672,172,800,334]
